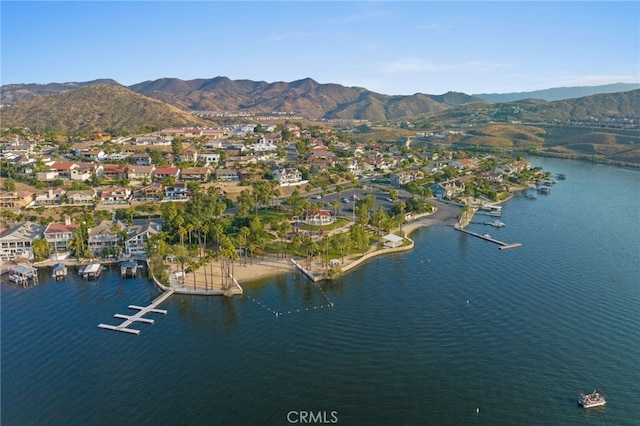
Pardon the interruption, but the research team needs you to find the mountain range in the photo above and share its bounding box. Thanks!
[1,77,638,134]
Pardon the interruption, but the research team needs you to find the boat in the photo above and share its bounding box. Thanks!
[52,263,68,280]
[80,263,102,280]
[557,173,566,180]
[537,186,551,194]
[578,390,606,408]
[485,220,506,228]
[482,233,491,238]
[477,205,502,217]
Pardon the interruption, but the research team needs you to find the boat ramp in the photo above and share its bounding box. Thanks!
[98,289,175,335]
[454,226,522,250]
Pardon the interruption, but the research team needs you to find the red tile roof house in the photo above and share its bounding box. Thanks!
[49,162,79,178]
[99,187,132,205]
[154,167,181,182]
[101,164,127,180]
[303,209,333,226]
[44,219,78,253]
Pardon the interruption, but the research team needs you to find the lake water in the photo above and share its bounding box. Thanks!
[2,157,639,425]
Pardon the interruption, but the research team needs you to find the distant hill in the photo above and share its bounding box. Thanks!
[0,79,121,106]
[473,82,640,103]
[128,76,482,121]
[0,84,208,133]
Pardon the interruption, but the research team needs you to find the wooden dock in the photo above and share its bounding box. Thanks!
[454,226,522,250]
[98,289,175,335]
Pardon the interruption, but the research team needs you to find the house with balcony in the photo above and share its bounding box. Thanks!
[66,189,96,205]
[77,149,107,162]
[49,162,79,178]
[215,168,240,182]
[88,220,125,256]
[133,183,164,201]
[131,153,152,166]
[0,221,44,262]
[123,220,162,257]
[101,164,127,180]
[0,191,35,209]
[34,188,66,206]
[272,167,304,187]
[126,165,155,181]
[164,182,191,199]
[99,186,131,205]
[391,170,423,187]
[199,152,220,166]
[181,166,211,181]
[44,219,78,254]
[154,167,181,182]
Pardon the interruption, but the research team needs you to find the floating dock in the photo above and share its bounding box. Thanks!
[98,289,175,335]
[454,226,521,250]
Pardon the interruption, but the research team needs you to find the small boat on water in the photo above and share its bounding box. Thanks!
[557,173,566,180]
[52,263,68,280]
[482,233,491,238]
[485,220,506,228]
[578,390,606,408]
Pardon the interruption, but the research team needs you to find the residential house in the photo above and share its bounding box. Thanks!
[49,162,79,178]
[124,220,162,257]
[391,170,423,187]
[131,153,152,166]
[180,149,198,163]
[154,167,181,182]
[428,180,466,199]
[272,168,304,186]
[77,149,107,162]
[66,189,96,205]
[133,183,164,201]
[101,164,127,180]
[480,172,504,183]
[215,168,240,182]
[99,186,131,204]
[0,191,34,209]
[35,170,60,181]
[199,152,220,166]
[126,165,155,182]
[44,218,78,254]
[164,182,191,199]
[181,166,211,181]
[88,220,125,256]
[449,158,477,170]
[34,188,66,206]
[0,221,44,262]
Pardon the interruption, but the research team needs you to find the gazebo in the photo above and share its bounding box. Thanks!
[382,234,404,248]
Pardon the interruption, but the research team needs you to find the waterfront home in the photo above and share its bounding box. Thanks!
[0,221,44,262]
[44,218,78,254]
[124,220,162,257]
[88,220,125,257]
[428,180,466,199]
[0,191,35,210]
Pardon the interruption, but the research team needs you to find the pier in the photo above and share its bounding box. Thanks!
[98,289,175,335]
[454,226,522,250]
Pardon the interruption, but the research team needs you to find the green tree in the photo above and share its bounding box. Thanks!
[3,178,16,191]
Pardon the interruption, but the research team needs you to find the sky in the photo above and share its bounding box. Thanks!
[1,1,639,96]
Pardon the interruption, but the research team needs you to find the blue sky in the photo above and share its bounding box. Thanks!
[2,1,638,95]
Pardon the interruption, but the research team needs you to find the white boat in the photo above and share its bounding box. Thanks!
[485,220,506,228]
[578,390,606,408]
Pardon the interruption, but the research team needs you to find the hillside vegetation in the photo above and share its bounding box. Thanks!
[1,84,208,133]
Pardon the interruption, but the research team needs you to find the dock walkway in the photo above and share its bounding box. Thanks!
[98,289,175,335]
[454,226,521,250]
